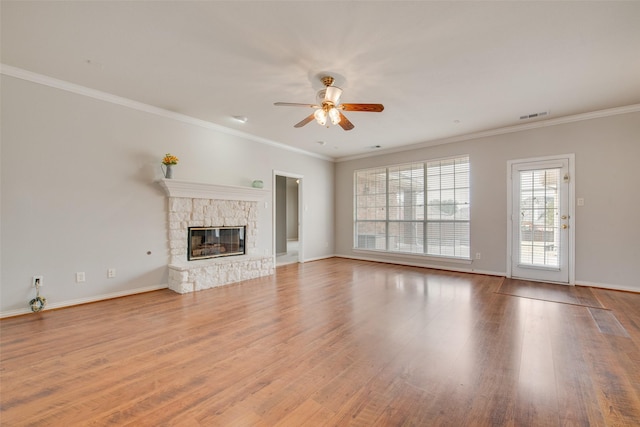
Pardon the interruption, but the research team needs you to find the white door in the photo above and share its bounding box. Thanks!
[510,158,572,283]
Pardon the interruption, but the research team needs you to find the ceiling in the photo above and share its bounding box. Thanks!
[2,1,640,160]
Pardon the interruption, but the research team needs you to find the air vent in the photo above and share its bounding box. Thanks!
[520,111,549,120]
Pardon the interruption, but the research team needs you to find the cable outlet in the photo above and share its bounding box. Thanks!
[107,268,116,278]
[32,275,44,287]
[76,272,86,283]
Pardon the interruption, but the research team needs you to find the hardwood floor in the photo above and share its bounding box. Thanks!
[1,258,639,426]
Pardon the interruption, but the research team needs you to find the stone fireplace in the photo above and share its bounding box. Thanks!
[159,179,274,294]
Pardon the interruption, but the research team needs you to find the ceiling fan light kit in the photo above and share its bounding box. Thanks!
[328,107,341,125]
[274,75,384,131]
[314,108,327,126]
[323,85,343,104]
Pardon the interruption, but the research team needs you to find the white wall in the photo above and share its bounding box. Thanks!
[335,111,640,292]
[1,75,335,316]
[286,178,299,240]
[275,175,287,254]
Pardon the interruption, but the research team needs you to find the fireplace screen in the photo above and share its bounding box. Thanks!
[188,226,246,261]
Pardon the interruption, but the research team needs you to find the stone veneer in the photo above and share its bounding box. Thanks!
[159,179,273,294]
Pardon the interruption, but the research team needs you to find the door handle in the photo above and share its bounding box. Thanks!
[562,224,568,229]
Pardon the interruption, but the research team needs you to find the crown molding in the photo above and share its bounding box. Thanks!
[3,64,637,165]
[0,64,333,162]
[336,103,640,162]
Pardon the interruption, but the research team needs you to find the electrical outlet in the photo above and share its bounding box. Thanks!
[32,275,44,287]
[76,272,86,283]
[475,252,481,260]
[107,268,116,278]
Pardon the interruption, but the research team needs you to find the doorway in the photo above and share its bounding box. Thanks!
[507,155,575,284]
[274,171,303,266]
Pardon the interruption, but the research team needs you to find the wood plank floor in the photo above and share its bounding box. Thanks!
[1,258,639,426]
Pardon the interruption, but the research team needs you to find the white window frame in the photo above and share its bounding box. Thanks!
[353,155,471,261]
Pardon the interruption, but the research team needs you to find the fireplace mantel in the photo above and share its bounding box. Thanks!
[158,179,269,201]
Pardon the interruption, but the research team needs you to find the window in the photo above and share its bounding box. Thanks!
[354,156,470,259]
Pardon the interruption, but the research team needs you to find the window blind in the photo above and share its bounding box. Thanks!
[354,156,470,259]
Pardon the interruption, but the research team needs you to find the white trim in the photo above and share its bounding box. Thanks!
[157,178,269,201]
[576,280,639,294]
[275,260,299,267]
[353,249,472,265]
[5,64,638,165]
[0,64,333,162]
[353,155,471,261]
[337,104,640,162]
[337,254,505,277]
[506,154,575,285]
[301,254,336,263]
[275,252,334,266]
[0,284,168,319]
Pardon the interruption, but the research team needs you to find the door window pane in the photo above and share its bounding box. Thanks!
[518,168,560,267]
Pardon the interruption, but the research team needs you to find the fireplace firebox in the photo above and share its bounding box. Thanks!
[188,226,246,261]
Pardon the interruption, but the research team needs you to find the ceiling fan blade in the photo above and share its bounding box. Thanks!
[339,103,384,113]
[338,112,354,131]
[294,114,316,128]
[274,102,320,108]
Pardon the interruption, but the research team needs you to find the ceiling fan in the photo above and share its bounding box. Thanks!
[274,76,384,131]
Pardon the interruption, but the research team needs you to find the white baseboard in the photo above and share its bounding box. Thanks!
[302,254,337,263]
[335,254,505,277]
[575,280,639,293]
[275,254,335,267]
[0,284,169,319]
[336,255,638,293]
[4,268,633,320]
